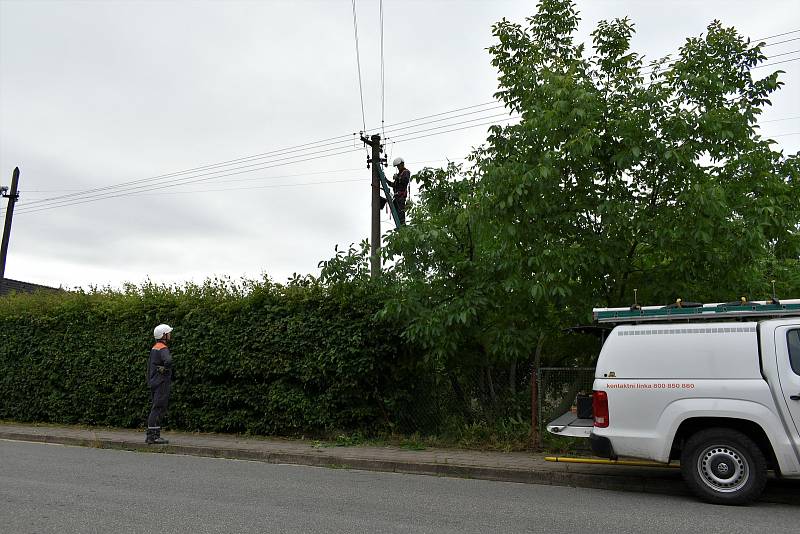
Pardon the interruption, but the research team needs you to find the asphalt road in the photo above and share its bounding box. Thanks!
[0,439,797,534]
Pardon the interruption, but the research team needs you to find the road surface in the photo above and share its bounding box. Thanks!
[1,439,797,533]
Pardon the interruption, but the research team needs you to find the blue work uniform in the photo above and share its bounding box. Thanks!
[146,341,172,432]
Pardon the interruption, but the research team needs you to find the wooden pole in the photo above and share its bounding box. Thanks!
[0,167,21,280]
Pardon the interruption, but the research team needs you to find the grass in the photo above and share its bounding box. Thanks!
[304,416,590,454]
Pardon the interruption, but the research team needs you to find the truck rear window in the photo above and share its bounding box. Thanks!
[789,330,800,376]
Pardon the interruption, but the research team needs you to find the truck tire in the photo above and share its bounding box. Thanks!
[680,428,767,505]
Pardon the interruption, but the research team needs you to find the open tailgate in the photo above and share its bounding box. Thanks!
[546,411,594,438]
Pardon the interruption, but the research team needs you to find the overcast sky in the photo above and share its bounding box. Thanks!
[1,0,798,290]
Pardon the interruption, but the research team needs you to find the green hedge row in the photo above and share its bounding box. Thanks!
[0,279,415,435]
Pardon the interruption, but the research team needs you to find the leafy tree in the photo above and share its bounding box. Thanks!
[480,0,799,311]
[383,0,800,376]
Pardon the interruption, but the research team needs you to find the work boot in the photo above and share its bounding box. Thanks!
[152,428,169,445]
[146,427,169,445]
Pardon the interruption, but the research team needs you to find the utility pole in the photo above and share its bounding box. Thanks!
[360,133,384,278]
[0,167,20,281]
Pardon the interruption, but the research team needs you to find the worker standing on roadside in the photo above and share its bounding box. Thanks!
[388,157,410,225]
[146,324,174,445]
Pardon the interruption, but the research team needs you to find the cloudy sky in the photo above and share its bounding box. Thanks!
[1,0,798,290]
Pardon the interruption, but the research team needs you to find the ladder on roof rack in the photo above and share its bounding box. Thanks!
[594,299,800,324]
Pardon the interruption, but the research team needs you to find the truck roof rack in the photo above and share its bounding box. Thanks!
[594,299,800,324]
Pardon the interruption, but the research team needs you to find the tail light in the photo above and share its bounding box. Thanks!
[593,390,609,428]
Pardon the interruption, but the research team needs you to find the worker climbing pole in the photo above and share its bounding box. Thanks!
[352,0,407,279]
[360,134,407,278]
[386,157,410,225]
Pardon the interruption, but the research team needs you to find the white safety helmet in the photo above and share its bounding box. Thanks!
[392,157,405,167]
[153,324,173,340]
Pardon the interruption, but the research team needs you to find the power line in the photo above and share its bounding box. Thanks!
[388,115,797,146]
[78,178,366,200]
[18,143,363,210]
[755,29,800,41]
[19,157,467,197]
[761,116,800,123]
[380,0,386,139]
[351,0,367,131]
[12,178,368,216]
[640,52,799,77]
[381,105,507,135]
[18,134,356,208]
[636,34,800,77]
[767,48,800,59]
[13,101,502,211]
[390,117,522,145]
[45,109,509,209]
[763,36,800,47]
[12,148,364,215]
[12,151,469,216]
[21,168,371,195]
[13,147,363,213]
[20,109,507,210]
[385,112,517,139]
[753,56,800,69]
[62,102,501,202]
[367,101,498,131]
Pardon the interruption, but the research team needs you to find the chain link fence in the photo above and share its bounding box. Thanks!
[536,367,595,437]
[383,364,596,449]
[391,363,533,438]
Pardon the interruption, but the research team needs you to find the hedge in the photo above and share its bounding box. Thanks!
[0,278,416,435]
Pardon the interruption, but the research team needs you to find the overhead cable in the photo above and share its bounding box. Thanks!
[20,157,466,196]
[752,56,800,68]
[384,113,517,140]
[13,148,364,215]
[755,28,800,41]
[367,101,498,131]
[19,143,364,210]
[20,134,355,208]
[766,48,800,59]
[761,115,800,123]
[389,117,522,145]
[762,36,800,47]
[16,101,502,209]
[380,0,386,139]
[351,0,367,131]
[379,105,506,135]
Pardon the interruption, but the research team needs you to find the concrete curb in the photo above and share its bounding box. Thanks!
[1,429,798,505]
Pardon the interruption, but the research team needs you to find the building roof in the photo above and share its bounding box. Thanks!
[0,278,63,296]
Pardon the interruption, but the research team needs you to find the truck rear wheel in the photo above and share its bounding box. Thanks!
[680,428,767,505]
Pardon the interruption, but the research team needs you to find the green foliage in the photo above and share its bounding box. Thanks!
[382,0,800,378]
[0,277,413,435]
[480,0,800,310]
[318,240,373,285]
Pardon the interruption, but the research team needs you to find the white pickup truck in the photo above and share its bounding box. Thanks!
[547,299,800,504]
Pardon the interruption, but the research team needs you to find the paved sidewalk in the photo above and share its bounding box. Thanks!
[1,422,797,505]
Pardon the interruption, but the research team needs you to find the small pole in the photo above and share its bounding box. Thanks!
[0,167,20,280]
